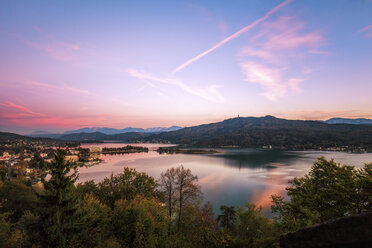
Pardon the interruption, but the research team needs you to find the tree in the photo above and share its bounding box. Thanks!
[218,205,237,232]
[174,165,202,231]
[234,204,279,248]
[0,212,13,247]
[112,196,169,248]
[159,167,177,219]
[96,168,158,208]
[0,163,7,181]
[32,149,80,247]
[159,165,202,232]
[72,195,112,247]
[356,163,372,212]
[181,202,221,248]
[271,157,372,232]
[0,180,38,223]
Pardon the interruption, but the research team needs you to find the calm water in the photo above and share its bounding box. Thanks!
[78,143,372,213]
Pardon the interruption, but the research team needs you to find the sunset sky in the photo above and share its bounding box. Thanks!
[1,0,372,134]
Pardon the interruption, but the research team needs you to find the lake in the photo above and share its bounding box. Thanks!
[78,143,372,214]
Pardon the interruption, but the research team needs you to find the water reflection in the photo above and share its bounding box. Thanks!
[213,148,302,169]
[77,143,372,214]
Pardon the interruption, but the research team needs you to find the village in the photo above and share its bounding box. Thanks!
[0,139,149,184]
[0,140,104,183]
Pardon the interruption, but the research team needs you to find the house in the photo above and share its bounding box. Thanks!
[64,155,79,162]
[89,147,102,153]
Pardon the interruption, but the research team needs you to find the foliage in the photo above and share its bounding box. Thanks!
[159,165,202,232]
[0,212,12,247]
[72,195,112,247]
[0,180,38,223]
[159,167,177,219]
[27,149,80,247]
[141,116,372,150]
[0,163,7,181]
[112,196,169,248]
[0,155,371,247]
[271,157,372,232]
[233,204,279,248]
[95,168,159,208]
[218,205,237,232]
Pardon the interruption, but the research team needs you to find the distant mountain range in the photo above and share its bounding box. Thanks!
[4,116,372,150]
[57,131,152,142]
[29,126,182,139]
[325,118,372,125]
[63,126,182,135]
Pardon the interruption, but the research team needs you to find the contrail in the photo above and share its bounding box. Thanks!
[172,0,292,74]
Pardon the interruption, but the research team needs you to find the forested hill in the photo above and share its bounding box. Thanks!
[4,116,372,150]
[0,131,49,144]
[57,131,152,141]
[0,131,78,145]
[141,116,372,149]
[325,117,372,125]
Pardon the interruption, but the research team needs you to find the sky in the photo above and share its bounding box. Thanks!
[0,0,372,134]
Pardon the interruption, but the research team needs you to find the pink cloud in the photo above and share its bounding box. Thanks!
[272,110,372,121]
[27,81,93,96]
[1,102,46,117]
[239,15,325,100]
[240,62,304,101]
[127,68,225,103]
[308,50,332,55]
[0,80,94,96]
[173,0,292,73]
[0,102,46,127]
[265,30,323,50]
[359,24,372,38]
[27,40,80,61]
[5,102,37,115]
[243,16,325,63]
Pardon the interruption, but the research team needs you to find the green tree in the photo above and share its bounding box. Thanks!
[159,167,177,219]
[0,180,38,223]
[72,195,112,247]
[96,168,158,208]
[271,157,372,232]
[356,163,372,212]
[218,205,237,232]
[0,163,7,181]
[112,196,169,248]
[174,165,202,231]
[0,212,12,247]
[234,204,279,248]
[32,149,80,247]
[179,202,222,248]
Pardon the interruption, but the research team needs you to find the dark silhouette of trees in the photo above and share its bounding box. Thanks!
[0,155,370,247]
[35,149,79,247]
[218,205,237,232]
[159,165,202,232]
[159,167,177,219]
[95,168,158,208]
[271,157,372,232]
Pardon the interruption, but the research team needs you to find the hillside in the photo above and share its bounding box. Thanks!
[58,131,152,141]
[325,118,372,125]
[0,131,37,143]
[62,126,182,135]
[28,126,183,138]
[0,131,65,144]
[141,116,372,149]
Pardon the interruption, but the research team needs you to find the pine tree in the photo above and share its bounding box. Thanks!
[36,149,79,247]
